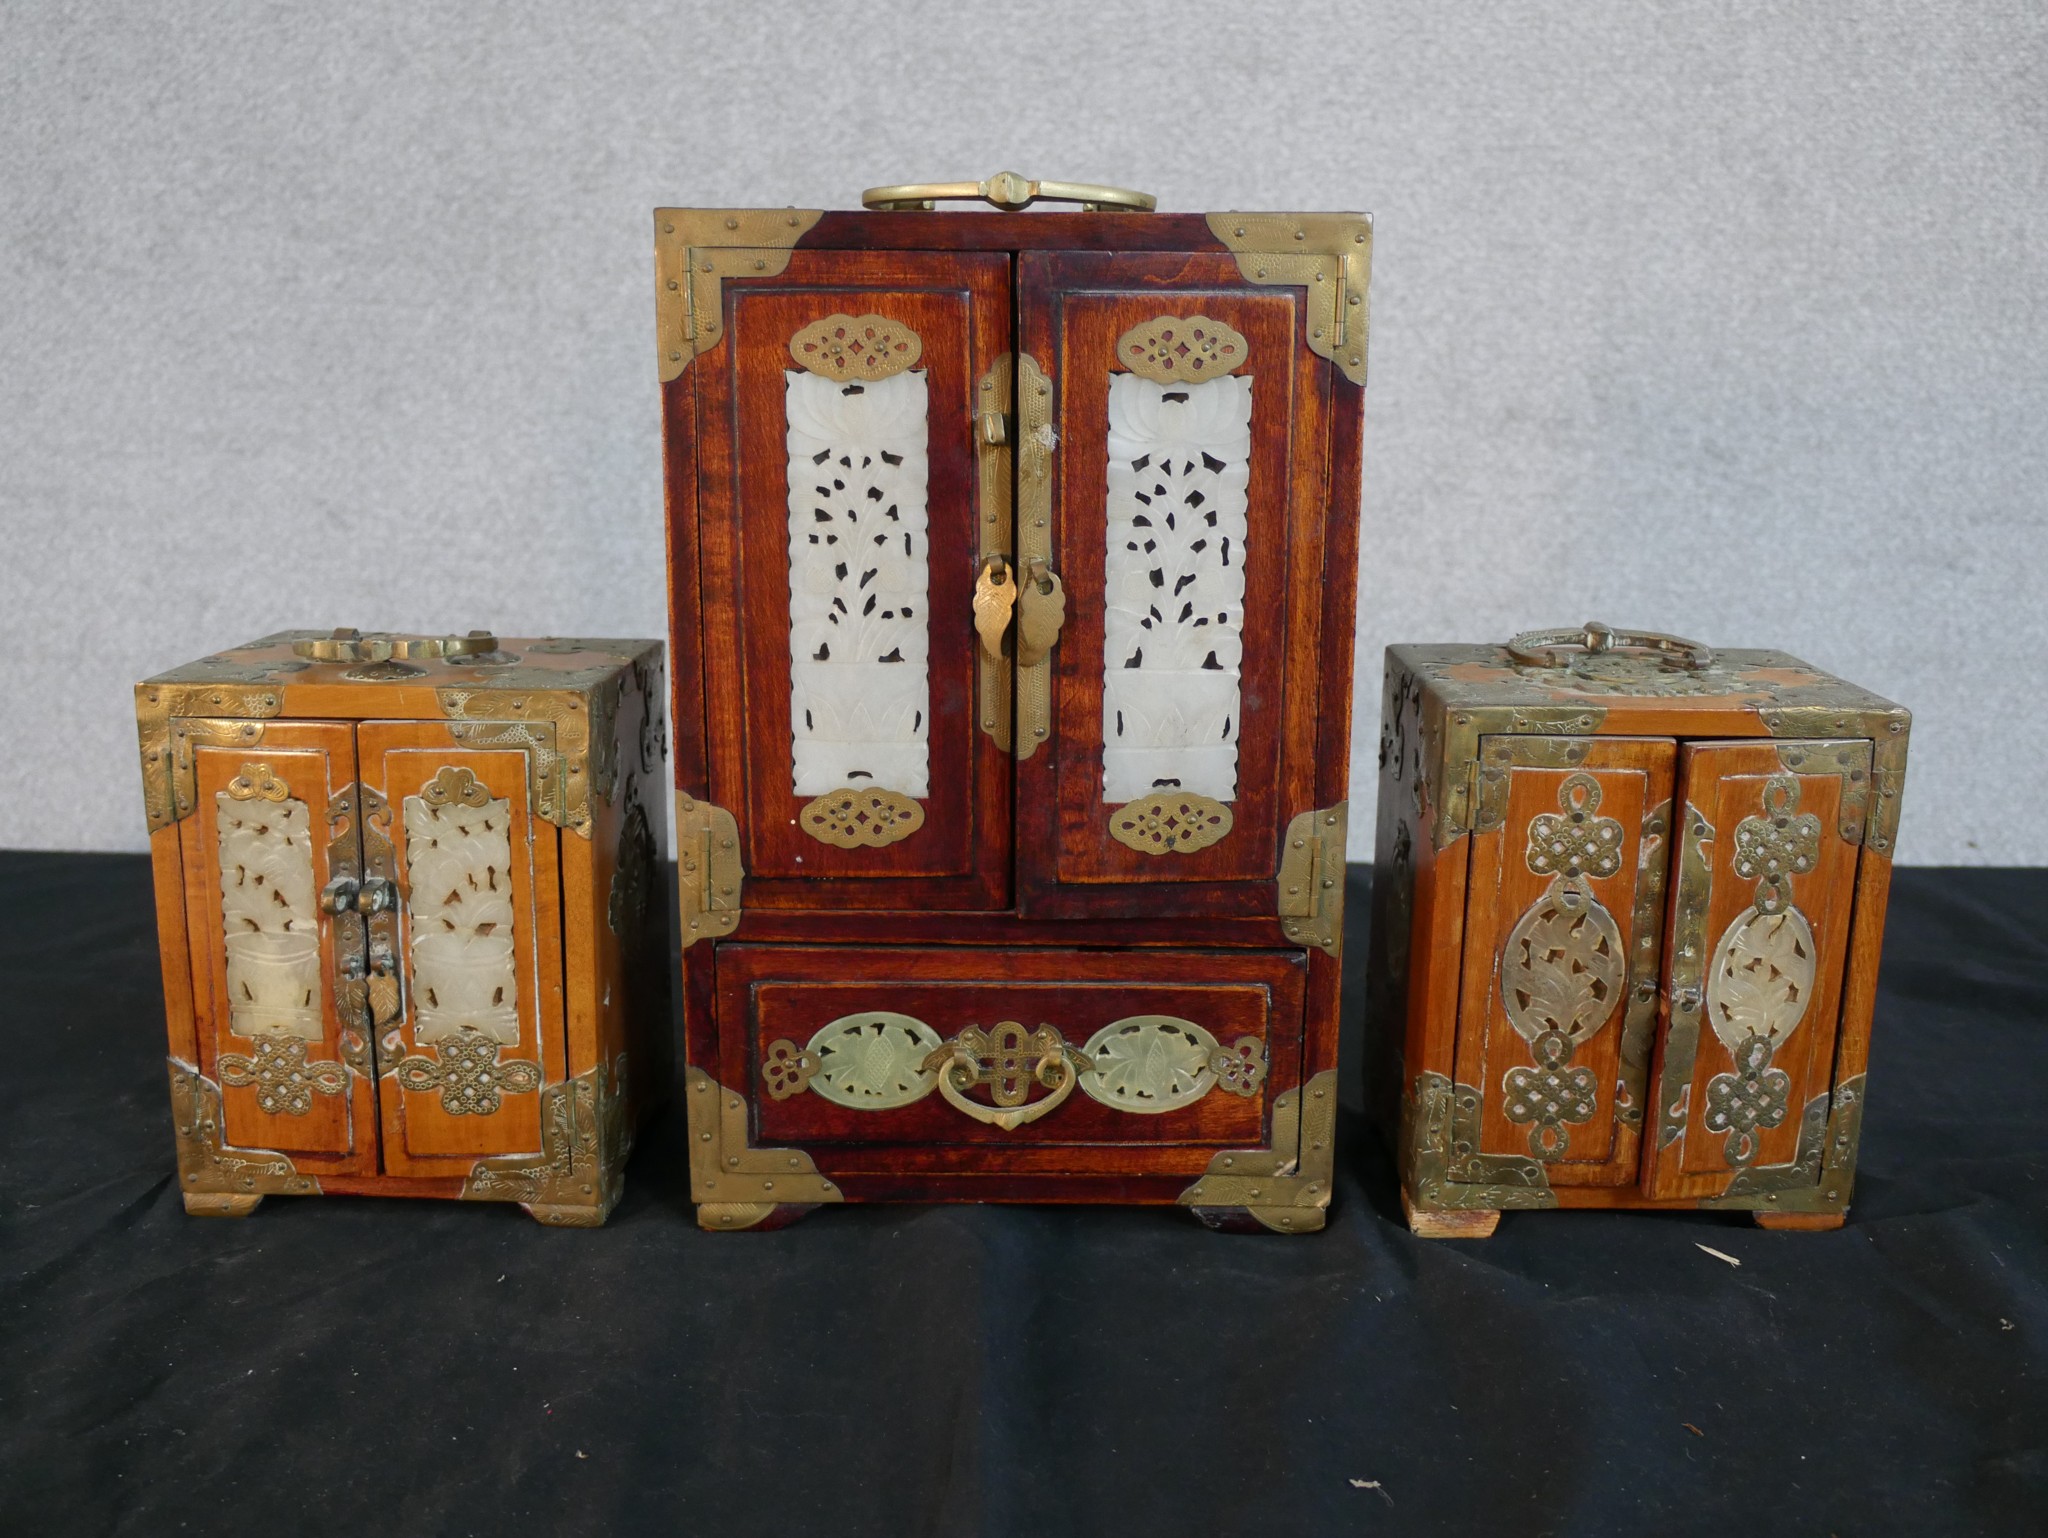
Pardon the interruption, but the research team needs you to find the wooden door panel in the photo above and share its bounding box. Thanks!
[1016,252,1333,919]
[356,722,567,1178]
[175,718,377,1172]
[694,249,1013,910]
[1646,739,1870,1200]
[719,945,1307,1165]
[1452,738,1675,1188]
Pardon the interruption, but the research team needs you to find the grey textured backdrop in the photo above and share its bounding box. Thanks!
[4,1,2043,862]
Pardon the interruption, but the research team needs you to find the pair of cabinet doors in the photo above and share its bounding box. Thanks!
[670,235,1358,923]
[1459,734,1873,1199]
[174,719,568,1180]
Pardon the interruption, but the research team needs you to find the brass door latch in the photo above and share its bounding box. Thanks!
[973,556,1017,663]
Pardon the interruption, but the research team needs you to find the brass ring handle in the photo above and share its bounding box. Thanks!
[293,629,500,663]
[862,170,1156,213]
[1506,621,1714,671]
[919,1022,1095,1131]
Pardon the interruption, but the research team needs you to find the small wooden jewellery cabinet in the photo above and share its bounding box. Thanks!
[139,631,669,1225]
[1369,624,1910,1236]
[659,174,1369,1231]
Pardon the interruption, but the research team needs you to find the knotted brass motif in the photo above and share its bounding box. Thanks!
[761,1038,821,1101]
[394,1027,543,1117]
[799,786,926,849]
[1107,792,1234,855]
[789,314,923,382]
[1704,775,1822,1164]
[1498,774,1627,1160]
[1114,315,1249,384]
[217,1036,350,1117]
[922,1022,1094,1130]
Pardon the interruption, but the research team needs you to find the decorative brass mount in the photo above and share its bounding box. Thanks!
[1178,1069,1338,1233]
[675,792,743,950]
[654,208,825,382]
[1277,803,1348,954]
[1207,214,1373,386]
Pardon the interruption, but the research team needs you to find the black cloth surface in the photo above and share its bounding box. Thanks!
[1,852,2042,1536]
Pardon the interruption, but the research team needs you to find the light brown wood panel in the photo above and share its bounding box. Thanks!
[1452,738,1675,1188]
[356,721,567,1177]
[177,719,376,1172]
[1646,739,1869,1200]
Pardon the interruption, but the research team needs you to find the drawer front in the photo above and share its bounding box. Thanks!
[717,945,1307,1165]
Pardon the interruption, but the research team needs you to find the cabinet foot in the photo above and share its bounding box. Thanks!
[1752,1209,1847,1232]
[522,1203,610,1228]
[696,1201,820,1232]
[1188,1204,1327,1234]
[183,1192,264,1219]
[1403,1190,1500,1239]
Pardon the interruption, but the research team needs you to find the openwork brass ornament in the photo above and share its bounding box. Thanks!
[675,792,744,950]
[686,1066,841,1229]
[1078,1015,1221,1114]
[761,1039,821,1100]
[1114,315,1248,384]
[1179,1069,1340,1233]
[168,1059,320,1202]
[922,1022,1094,1130]
[799,787,927,848]
[217,1036,349,1117]
[1209,1037,1269,1098]
[1496,775,1628,1159]
[463,1058,631,1226]
[805,1013,943,1110]
[225,761,289,802]
[1704,775,1821,1165]
[789,314,923,382]
[1277,803,1348,954]
[654,207,824,381]
[1402,1071,1556,1216]
[1108,792,1233,855]
[1206,213,1372,385]
[393,1027,543,1117]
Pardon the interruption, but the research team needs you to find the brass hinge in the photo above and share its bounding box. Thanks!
[1277,803,1348,955]
[676,791,743,950]
[654,209,825,382]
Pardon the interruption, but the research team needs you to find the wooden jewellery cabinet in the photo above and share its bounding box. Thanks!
[1367,624,1910,1236]
[139,631,669,1226]
[658,175,1370,1231]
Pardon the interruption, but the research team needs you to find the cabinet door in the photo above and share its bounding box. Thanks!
[175,718,378,1173]
[691,250,1013,910]
[1453,738,1676,1187]
[356,722,568,1178]
[1646,739,1871,1200]
[1015,251,1335,919]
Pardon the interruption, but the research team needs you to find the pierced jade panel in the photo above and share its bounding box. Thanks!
[785,368,931,799]
[1101,372,1252,805]
[402,767,520,1045]
[215,765,321,1040]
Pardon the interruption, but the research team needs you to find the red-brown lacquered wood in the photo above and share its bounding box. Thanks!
[356,722,569,1178]
[662,363,709,795]
[1452,739,1675,1188]
[177,719,377,1174]
[1016,251,1333,920]
[716,943,1305,1175]
[796,211,1230,254]
[1645,739,1869,1201]
[817,1170,1204,1204]
[727,908,1292,948]
[694,249,1012,910]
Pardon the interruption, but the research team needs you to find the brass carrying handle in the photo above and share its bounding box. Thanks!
[1506,621,1714,671]
[862,170,1156,213]
[294,629,501,663]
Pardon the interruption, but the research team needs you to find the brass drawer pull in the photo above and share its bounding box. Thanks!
[1506,620,1714,671]
[863,171,1156,213]
[921,1022,1095,1131]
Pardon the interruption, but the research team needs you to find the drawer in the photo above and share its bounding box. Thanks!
[716,945,1307,1157]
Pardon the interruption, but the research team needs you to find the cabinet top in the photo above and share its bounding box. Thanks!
[139,631,661,702]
